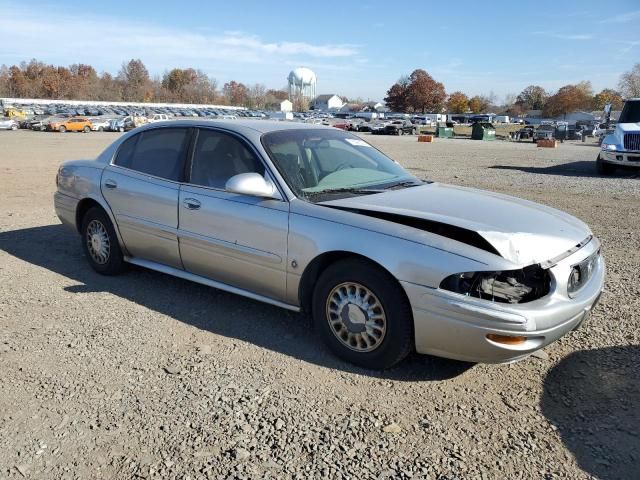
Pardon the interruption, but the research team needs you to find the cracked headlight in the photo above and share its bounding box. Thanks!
[440,265,551,304]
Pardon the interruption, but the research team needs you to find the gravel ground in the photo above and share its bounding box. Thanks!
[0,130,638,480]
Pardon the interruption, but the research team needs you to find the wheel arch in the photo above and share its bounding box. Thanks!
[298,250,412,317]
[75,196,128,255]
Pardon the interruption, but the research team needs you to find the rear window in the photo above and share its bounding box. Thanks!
[114,128,189,181]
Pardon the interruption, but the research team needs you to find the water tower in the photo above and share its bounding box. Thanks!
[287,67,317,102]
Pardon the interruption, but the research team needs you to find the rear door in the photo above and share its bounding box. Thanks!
[177,128,289,301]
[101,127,191,269]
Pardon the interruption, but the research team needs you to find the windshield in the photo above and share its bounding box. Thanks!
[618,101,640,124]
[261,128,419,200]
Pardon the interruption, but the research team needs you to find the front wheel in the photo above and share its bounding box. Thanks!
[81,207,126,275]
[59,126,66,133]
[83,126,90,133]
[312,259,413,369]
[11,124,18,130]
[596,155,616,175]
[397,129,403,136]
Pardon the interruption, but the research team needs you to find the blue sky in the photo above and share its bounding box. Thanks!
[1,1,639,102]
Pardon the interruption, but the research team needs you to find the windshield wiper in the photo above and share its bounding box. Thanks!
[306,187,386,196]
[383,180,425,190]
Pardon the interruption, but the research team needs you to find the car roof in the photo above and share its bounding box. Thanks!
[138,119,335,135]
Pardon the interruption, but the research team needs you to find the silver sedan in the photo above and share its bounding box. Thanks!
[54,120,605,368]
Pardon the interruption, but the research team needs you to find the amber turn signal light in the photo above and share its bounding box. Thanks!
[486,334,527,345]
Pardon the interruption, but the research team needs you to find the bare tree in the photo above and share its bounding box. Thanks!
[619,63,640,99]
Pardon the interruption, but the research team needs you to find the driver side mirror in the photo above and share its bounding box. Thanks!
[225,173,278,199]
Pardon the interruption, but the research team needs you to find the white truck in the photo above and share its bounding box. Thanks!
[597,99,640,174]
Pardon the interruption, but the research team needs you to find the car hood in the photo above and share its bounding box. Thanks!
[320,183,591,265]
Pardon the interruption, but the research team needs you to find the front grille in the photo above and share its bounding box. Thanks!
[624,133,640,151]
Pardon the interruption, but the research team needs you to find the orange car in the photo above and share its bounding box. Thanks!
[49,117,93,133]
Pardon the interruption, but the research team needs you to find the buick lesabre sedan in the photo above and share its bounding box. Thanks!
[54,120,605,369]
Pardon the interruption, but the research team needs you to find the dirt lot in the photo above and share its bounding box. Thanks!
[1,130,638,480]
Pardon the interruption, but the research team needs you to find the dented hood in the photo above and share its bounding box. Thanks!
[320,183,591,265]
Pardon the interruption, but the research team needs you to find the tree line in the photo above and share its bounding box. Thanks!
[0,58,289,109]
[386,63,640,116]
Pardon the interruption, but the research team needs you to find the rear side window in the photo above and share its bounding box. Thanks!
[114,128,189,181]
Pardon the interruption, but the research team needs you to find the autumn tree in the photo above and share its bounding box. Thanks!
[70,64,99,99]
[266,89,288,101]
[468,95,489,113]
[619,63,640,99]
[0,65,9,97]
[118,59,152,102]
[516,85,548,110]
[446,91,469,113]
[592,89,624,110]
[406,69,446,113]
[543,84,593,118]
[222,80,249,106]
[97,72,122,101]
[384,79,409,112]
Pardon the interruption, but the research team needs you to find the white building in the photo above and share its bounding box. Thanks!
[280,99,293,112]
[313,94,343,111]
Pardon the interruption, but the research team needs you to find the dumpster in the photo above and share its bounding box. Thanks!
[436,126,453,138]
[471,122,496,140]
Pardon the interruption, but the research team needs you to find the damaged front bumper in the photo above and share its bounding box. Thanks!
[402,238,605,363]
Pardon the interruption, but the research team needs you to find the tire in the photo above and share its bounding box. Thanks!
[312,258,413,369]
[83,126,90,133]
[81,207,126,275]
[118,127,124,133]
[398,129,403,136]
[59,126,66,133]
[11,124,18,130]
[98,127,104,132]
[596,156,616,175]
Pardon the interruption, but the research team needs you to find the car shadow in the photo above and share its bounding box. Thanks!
[489,162,640,178]
[541,346,640,480]
[0,224,472,381]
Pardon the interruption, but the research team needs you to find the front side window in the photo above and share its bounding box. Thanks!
[262,129,419,200]
[189,129,265,189]
[114,128,189,181]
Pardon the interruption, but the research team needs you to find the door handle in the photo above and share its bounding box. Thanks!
[104,179,117,189]
[183,198,201,210]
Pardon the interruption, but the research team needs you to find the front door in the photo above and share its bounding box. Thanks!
[177,128,289,301]
[101,127,191,269]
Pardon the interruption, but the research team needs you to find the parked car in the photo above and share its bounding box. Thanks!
[54,120,605,368]
[90,118,111,132]
[0,118,19,130]
[148,113,169,123]
[370,120,392,135]
[533,124,555,142]
[49,117,93,133]
[385,120,416,136]
[517,126,535,139]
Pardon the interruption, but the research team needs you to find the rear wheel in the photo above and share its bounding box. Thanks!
[312,259,413,369]
[11,124,18,131]
[81,207,126,275]
[596,155,616,175]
